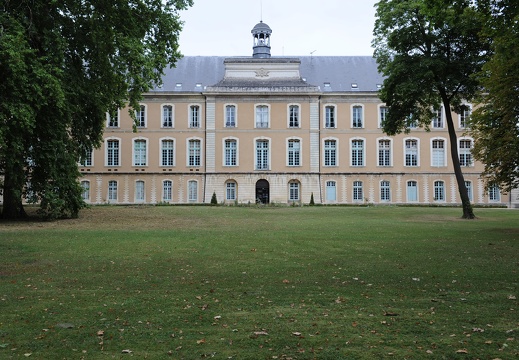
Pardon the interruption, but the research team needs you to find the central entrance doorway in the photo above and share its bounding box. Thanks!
[255,179,270,204]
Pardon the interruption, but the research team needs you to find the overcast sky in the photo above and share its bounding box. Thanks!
[178,0,378,57]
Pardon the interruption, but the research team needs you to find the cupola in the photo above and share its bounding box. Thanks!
[251,21,272,58]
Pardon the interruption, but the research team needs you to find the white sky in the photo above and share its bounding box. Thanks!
[178,0,378,57]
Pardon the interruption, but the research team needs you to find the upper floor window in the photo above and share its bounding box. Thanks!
[80,149,93,167]
[432,107,443,128]
[106,139,120,166]
[107,109,119,128]
[405,139,419,167]
[225,105,236,127]
[287,139,301,166]
[325,105,336,128]
[378,106,388,128]
[289,105,300,128]
[189,105,200,128]
[459,105,471,128]
[434,180,445,201]
[188,139,201,167]
[255,139,269,170]
[133,139,147,166]
[324,139,337,166]
[161,139,175,167]
[352,105,363,128]
[459,139,473,166]
[225,139,237,166]
[432,139,446,167]
[136,105,146,128]
[351,139,364,167]
[256,105,269,128]
[378,139,391,167]
[162,105,173,128]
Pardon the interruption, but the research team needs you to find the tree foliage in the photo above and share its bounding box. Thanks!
[0,0,192,219]
[373,0,491,218]
[471,0,519,192]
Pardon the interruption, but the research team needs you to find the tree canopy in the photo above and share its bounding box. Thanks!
[471,0,519,193]
[373,0,491,218]
[0,0,192,219]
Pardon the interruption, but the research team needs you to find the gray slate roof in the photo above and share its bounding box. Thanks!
[155,56,384,93]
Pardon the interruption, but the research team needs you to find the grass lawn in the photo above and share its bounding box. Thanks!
[0,206,517,359]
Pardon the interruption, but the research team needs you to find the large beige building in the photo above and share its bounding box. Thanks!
[78,21,516,207]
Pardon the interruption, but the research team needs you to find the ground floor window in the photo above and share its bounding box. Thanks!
[326,181,336,202]
[108,180,117,201]
[407,181,418,202]
[489,184,500,202]
[434,180,445,201]
[380,180,390,201]
[135,180,145,202]
[163,180,172,201]
[188,180,198,202]
[289,181,300,201]
[465,181,472,202]
[226,181,236,201]
[81,181,90,201]
[353,181,363,201]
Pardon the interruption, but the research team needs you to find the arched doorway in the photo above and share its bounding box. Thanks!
[255,179,269,204]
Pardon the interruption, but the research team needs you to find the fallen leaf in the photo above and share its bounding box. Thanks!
[24,354,32,357]
[196,338,206,344]
[456,349,468,354]
[97,330,105,336]
[508,295,516,300]
[384,311,399,316]
[292,332,302,337]
[121,349,132,354]
[283,279,290,284]
[254,331,269,336]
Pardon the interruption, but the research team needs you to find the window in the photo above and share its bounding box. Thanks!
[106,139,119,166]
[405,139,419,167]
[489,184,500,201]
[226,181,236,201]
[460,106,471,128]
[432,139,445,167]
[378,139,391,167]
[324,139,337,166]
[380,180,390,201]
[135,180,145,202]
[434,181,445,201]
[465,181,472,202]
[407,180,418,202]
[162,105,173,128]
[190,105,200,128]
[256,140,269,170]
[163,180,172,201]
[326,181,336,202]
[80,181,90,201]
[379,106,388,128]
[288,139,301,166]
[351,139,364,167]
[188,139,201,167]
[161,139,175,167]
[256,105,269,128]
[136,105,146,127]
[80,149,93,167]
[188,180,197,202]
[289,181,300,201]
[432,107,443,128]
[133,139,147,166]
[107,109,119,127]
[352,105,363,128]
[289,105,300,128]
[353,181,363,201]
[225,139,237,166]
[325,106,335,128]
[459,139,473,166]
[108,180,118,201]
[225,105,236,127]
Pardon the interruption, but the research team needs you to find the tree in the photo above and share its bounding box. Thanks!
[471,0,519,193]
[373,0,490,219]
[0,0,192,219]
[211,192,218,205]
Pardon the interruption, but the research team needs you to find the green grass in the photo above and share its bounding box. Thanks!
[0,206,517,359]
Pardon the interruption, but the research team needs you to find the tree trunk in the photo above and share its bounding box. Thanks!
[442,97,476,219]
[1,160,28,220]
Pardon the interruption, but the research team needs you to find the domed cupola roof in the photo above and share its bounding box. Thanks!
[251,21,272,58]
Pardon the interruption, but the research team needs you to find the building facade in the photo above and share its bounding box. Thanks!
[78,21,516,207]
